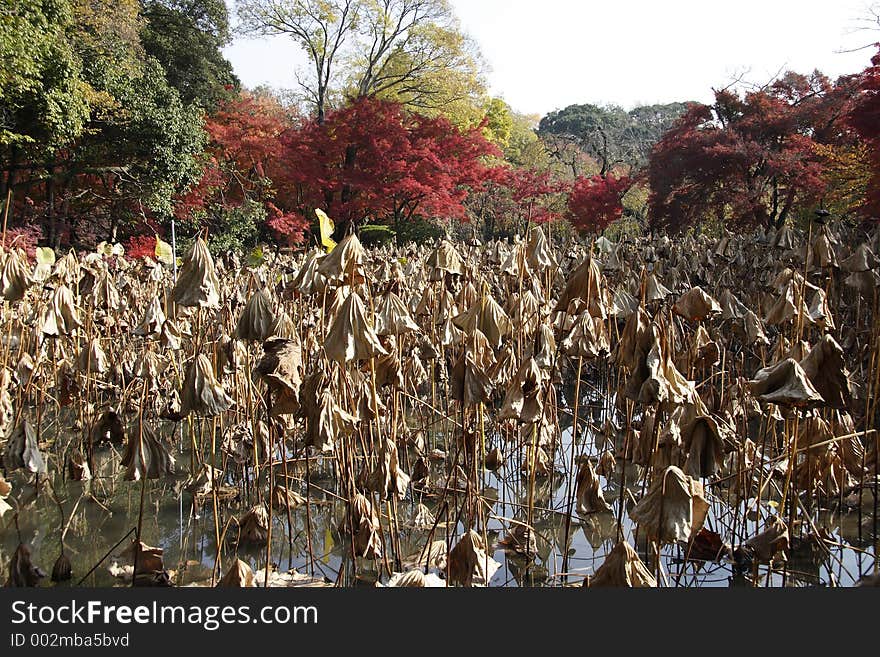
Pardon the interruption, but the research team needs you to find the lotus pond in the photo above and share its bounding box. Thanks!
[1,225,878,587]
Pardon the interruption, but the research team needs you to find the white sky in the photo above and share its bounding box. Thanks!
[223,0,880,116]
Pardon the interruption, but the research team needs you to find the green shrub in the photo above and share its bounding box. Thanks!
[358,224,397,247]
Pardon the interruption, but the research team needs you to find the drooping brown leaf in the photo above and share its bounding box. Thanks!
[236,288,277,342]
[447,530,501,587]
[749,358,824,407]
[3,420,47,473]
[5,544,46,587]
[180,354,234,417]
[120,420,175,481]
[629,465,709,544]
[324,291,387,364]
[253,337,303,415]
[218,559,254,587]
[171,237,220,308]
[588,541,656,588]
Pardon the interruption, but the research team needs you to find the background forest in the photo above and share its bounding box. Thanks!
[2,0,880,257]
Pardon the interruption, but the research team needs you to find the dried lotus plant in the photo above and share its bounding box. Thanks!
[171,237,220,308]
[236,287,277,342]
[588,541,656,588]
[323,291,387,363]
[447,530,501,587]
[5,544,46,587]
[218,559,255,587]
[575,458,611,514]
[3,420,47,474]
[180,353,234,417]
[253,337,302,415]
[340,493,383,559]
[629,466,709,544]
[120,420,175,481]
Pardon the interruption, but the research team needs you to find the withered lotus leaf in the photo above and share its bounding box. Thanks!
[450,351,493,406]
[485,446,503,471]
[236,288,276,342]
[555,255,605,315]
[526,226,556,270]
[452,293,512,348]
[39,284,82,336]
[90,410,125,445]
[271,484,306,511]
[134,297,166,337]
[744,517,789,563]
[5,544,46,587]
[447,530,500,587]
[120,420,175,480]
[427,239,463,279]
[749,358,824,407]
[365,438,410,500]
[119,540,166,579]
[341,493,383,559]
[673,286,721,321]
[840,243,878,272]
[51,552,73,583]
[180,354,234,417]
[375,289,420,335]
[300,370,358,451]
[3,420,47,473]
[799,334,851,409]
[171,237,220,308]
[317,233,365,285]
[1,251,32,301]
[237,505,270,545]
[184,464,225,499]
[412,503,436,530]
[629,466,709,544]
[218,559,254,587]
[644,274,672,303]
[588,541,657,588]
[498,358,545,424]
[682,415,730,478]
[67,449,92,481]
[498,522,537,556]
[324,291,387,363]
[253,337,303,415]
[77,338,108,374]
[575,458,612,514]
[387,570,430,587]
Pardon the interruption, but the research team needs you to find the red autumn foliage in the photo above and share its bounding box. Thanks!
[567,173,632,232]
[276,97,501,231]
[3,224,43,259]
[174,91,310,243]
[850,45,880,217]
[124,234,157,260]
[647,71,858,232]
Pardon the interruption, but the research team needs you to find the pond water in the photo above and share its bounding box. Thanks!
[3,370,875,588]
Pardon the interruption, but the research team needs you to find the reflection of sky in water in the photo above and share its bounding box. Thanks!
[1,398,876,588]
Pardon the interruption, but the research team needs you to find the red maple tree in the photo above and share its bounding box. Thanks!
[567,173,632,233]
[276,97,501,235]
[647,72,857,232]
[850,45,880,217]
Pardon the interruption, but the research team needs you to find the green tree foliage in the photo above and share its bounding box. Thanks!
[0,0,88,157]
[539,102,690,174]
[236,0,486,126]
[141,0,240,109]
[1,0,210,248]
